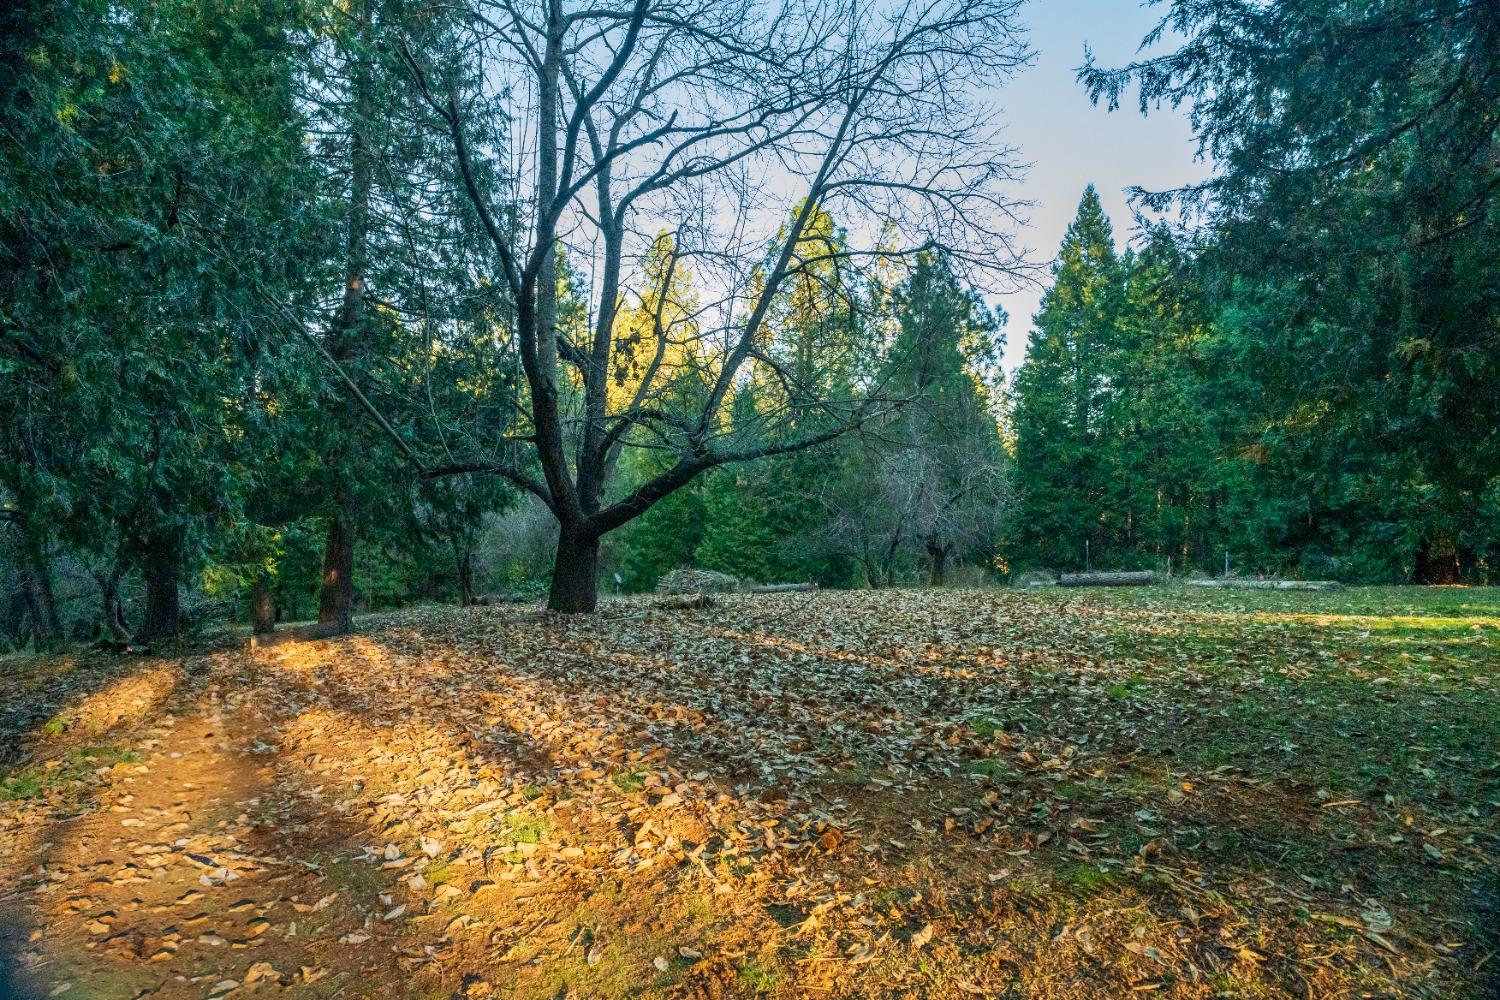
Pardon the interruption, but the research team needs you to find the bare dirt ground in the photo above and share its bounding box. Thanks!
[1,587,1497,999]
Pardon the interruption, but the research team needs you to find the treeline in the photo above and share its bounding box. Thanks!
[2,0,515,647]
[3,0,1497,651]
[609,246,1007,592]
[1007,0,1500,584]
[2,0,1026,646]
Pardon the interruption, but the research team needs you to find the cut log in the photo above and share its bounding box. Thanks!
[746,582,818,593]
[249,620,346,649]
[1186,579,1341,591]
[1057,571,1158,587]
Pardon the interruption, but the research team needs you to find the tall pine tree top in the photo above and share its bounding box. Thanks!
[1034,185,1118,332]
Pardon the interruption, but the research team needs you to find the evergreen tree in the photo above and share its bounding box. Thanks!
[1084,0,1500,581]
[868,251,1007,584]
[1009,186,1123,569]
[1102,229,1218,567]
[1,0,325,643]
[300,0,512,628]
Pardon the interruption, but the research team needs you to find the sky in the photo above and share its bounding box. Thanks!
[994,0,1210,371]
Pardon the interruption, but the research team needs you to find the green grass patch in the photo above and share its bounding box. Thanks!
[499,808,550,843]
[324,857,385,895]
[0,745,140,801]
[1058,863,1117,900]
[736,956,782,993]
[966,757,1012,779]
[74,745,139,768]
[967,714,1006,738]
[0,771,45,801]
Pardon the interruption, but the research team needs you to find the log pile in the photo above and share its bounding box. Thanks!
[656,569,742,596]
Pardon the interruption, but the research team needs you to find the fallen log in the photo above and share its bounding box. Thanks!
[1186,578,1341,591]
[249,620,345,649]
[746,582,818,593]
[1057,571,1158,587]
[472,592,535,606]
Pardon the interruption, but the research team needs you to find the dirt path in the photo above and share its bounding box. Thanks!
[2,634,757,1000]
[5,669,438,999]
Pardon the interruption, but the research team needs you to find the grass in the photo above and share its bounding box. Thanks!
[498,808,550,843]
[325,857,386,896]
[966,714,1005,738]
[965,757,1010,779]
[0,744,139,801]
[1082,587,1500,809]
[0,771,44,801]
[735,956,782,993]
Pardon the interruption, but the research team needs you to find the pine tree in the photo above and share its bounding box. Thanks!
[302,0,511,628]
[1084,0,1500,582]
[1103,229,1218,567]
[878,251,1007,584]
[1009,186,1123,569]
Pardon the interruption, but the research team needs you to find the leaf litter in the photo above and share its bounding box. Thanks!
[0,586,1496,998]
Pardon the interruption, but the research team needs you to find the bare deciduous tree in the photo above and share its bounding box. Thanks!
[828,420,1007,588]
[413,0,1031,610]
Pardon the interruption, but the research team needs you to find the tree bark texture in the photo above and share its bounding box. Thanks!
[317,507,356,632]
[136,533,182,643]
[549,528,600,613]
[251,575,276,635]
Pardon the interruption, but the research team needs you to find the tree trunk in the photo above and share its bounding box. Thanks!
[317,508,356,633]
[102,569,130,643]
[549,528,600,613]
[313,8,373,636]
[137,534,181,644]
[926,542,947,587]
[457,547,476,607]
[20,556,62,651]
[880,524,903,588]
[251,575,276,635]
